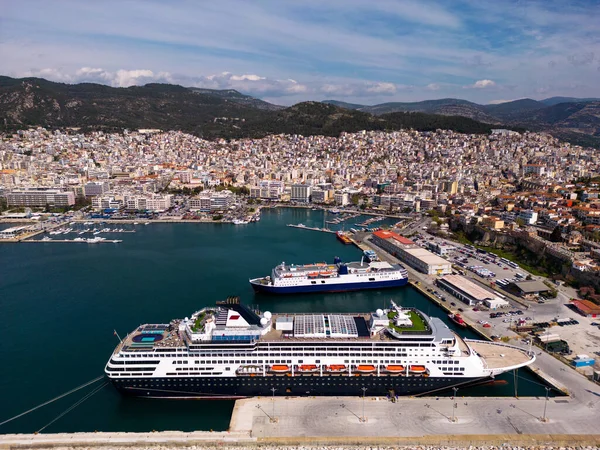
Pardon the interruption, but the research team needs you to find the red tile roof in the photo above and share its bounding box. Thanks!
[373,230,414,245]
[571,299,600,315]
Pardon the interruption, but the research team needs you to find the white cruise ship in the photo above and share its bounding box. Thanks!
[105,297,535,399]
[250,257,408,294]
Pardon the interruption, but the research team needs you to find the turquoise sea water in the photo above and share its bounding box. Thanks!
[0,208,549,434]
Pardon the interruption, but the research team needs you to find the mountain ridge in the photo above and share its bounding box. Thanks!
[323,96,600,147]
[0,76,597,147]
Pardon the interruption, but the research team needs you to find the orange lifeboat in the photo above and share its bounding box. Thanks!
[385,365,405,373]
[271,365,291,373]
[356,365,377,373]
[409,365,427,373]
[326,364,347,372]
[307,272,319,278]
[297,364,318,372]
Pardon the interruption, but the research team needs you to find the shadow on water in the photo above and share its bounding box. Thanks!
[0,208,554,433]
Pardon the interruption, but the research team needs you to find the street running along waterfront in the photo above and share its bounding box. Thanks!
[0,208,553,435]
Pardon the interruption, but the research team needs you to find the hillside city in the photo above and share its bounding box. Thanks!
[2,126,600,308]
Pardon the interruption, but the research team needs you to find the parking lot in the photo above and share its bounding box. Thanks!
[407,231,600,367]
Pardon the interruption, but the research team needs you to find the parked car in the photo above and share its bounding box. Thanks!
[450,302,456,306]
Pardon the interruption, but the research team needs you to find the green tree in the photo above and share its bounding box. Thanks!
[549,226,562,243]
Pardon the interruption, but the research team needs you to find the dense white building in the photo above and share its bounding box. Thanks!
[291,184,311,203]
[84,181,110,197]
[124,194,172,212]
[6,188,75,207]
[334,192,349,206]
[518,209,538,225]
[189,191,233,212]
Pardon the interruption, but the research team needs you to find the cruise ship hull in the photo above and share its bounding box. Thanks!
[110,374,487,399]
[250,277,408,294]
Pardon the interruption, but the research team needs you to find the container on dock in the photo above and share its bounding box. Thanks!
[572,354,595,368]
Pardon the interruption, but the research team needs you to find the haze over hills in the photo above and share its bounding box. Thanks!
[0,75,598,148]
[323,97,600,148]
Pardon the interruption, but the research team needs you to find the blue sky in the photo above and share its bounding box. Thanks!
[1,0,599,105]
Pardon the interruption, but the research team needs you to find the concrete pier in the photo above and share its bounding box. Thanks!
[229,394,600,439]
[287,224,336,233]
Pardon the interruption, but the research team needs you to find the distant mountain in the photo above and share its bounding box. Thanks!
[324,96,600,148]
[202,101,503,140]
[187,87,283,111]
[356,99,498,124]
[481,99,546,121]
[322,100,366,110]
[541,96,600,106]
[360,98,477,114]
[0,76,277,134]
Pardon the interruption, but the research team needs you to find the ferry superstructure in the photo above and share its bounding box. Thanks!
[105,297,535,399]
[249,257,408,294]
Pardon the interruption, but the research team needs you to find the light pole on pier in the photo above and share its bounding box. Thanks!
[541,387,550,422]
[451,387,458,422]
[271,387,277,422]
[361,387,367,422]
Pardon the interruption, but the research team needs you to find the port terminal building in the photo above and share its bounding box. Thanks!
[436,274,509,308]
[371,230,451,275]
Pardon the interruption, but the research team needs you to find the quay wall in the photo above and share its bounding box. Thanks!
[1,432,599,449]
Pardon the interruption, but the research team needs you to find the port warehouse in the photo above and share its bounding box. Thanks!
[570,299,600,318]
[436,274,510,308]
[371,230,451,275]
[510,280,552,297]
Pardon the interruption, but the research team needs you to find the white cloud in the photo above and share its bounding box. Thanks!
[318,81,404,97]
[229,74,266,81]
[365,82,396,94]
[488,98,521,104]
[471,79,496,89]
[17,67,313,97]
[19,67,412,101]
[2,0,600,105]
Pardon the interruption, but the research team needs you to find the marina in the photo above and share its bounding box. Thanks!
[25,238,123,244]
